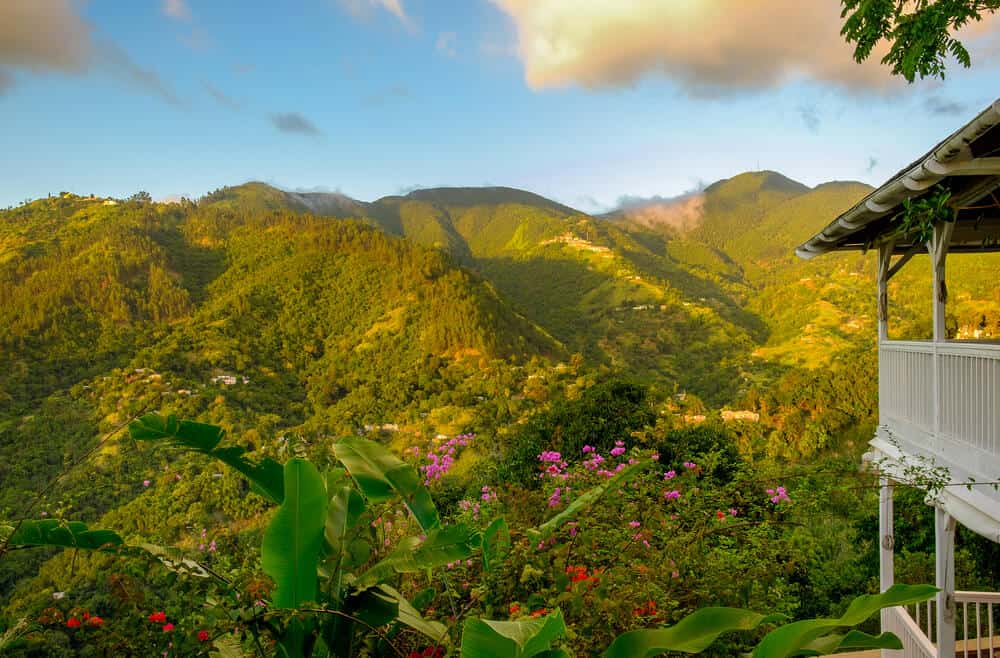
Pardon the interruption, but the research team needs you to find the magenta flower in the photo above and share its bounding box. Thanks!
[610,440,626,457]
[664,490,680,500]
[663,470,676,480]
[143,479,151,487]
[629,520,641,528]
[683,461,696,469]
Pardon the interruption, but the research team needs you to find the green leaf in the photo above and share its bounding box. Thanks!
[529,460,652,541]
[334,436,440,531]
[751,584,937,658]
[482,517,510,571]
[379,584,449,644]
[129,413,284,504]
[603,608,786,657]
[4,519,123,551]
[461,609,567,658]
[800,630,903,655]
[323,477,366,607]
[353,523,480,591]
[261,458,328,608]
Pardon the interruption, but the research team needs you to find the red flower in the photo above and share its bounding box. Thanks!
[148,611,167,624]
[198,630,210,642]
[87,616,104,627]
[66,618,81,628]
[530,608,548,618]
[82,612,90,620]
[716,510,726,519]
[509,603,520,615]
[163,623,175,632]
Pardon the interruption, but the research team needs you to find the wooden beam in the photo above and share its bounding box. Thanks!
[886,243,921,281]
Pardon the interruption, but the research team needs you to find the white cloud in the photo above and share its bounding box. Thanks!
[488,0,904,95]
[339,0,413,29]
[163,0,192,21]
[436,32,458,57]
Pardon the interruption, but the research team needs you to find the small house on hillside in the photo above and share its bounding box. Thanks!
[798,98,1000,657]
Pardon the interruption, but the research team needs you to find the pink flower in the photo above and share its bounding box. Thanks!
[582,445,595,453]
[143,479,151,487]
[663,470,676,480]
[650,453,660,461]
[628,520,641,528]
[729,508,738,516]
[664,490,680,500]
[683,461,696,469]
[610,440,626,457]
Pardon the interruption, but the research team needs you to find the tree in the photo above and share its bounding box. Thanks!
[841,0,999,82]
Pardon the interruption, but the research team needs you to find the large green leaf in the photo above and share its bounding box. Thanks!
[603,608,785,657]
[333,436,439,531]
[461,609,567,658]
[3,519,123,551]
[261,458,328,608]
[529,460,652,541]
[129,413,284,504]
[379,584,449,644]
[353,523,480,591]
[751,584,937,658]
[323,471,366,608]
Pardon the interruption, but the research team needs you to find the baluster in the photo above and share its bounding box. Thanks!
[977,602,983,656]
[965,601,969,658]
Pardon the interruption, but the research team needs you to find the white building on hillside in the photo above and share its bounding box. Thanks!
[798,98,1000,657]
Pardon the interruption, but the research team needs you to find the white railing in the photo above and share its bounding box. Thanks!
[955,590,1000,658]
[879,340,1000,477]
[883,592,1000,657]
[884,605,936,658]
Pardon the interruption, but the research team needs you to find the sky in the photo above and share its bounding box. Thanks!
[1,0,998,212]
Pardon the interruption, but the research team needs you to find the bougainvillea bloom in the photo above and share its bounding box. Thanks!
[198,630,210,642]
[148,611,167,623]
[66,618,81,628]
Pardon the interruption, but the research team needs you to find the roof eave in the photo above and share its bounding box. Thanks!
[795,98,1000,259]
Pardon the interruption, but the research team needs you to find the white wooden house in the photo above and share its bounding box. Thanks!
[798,99,1000,657]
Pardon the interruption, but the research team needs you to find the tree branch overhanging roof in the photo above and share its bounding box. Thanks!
[796,98,1000,260]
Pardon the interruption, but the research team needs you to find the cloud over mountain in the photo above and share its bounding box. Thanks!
[488,0,899,95]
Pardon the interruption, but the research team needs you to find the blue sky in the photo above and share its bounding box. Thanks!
[1,0,997,211]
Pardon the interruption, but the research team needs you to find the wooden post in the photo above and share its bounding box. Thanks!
[879,474,894,592]
[877,241,894,343]
[929,222,954,342]
[935,507,956,657]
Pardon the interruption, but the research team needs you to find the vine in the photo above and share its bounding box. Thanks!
[893,185,956,245]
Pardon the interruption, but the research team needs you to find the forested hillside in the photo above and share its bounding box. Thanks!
[2,179,998,656]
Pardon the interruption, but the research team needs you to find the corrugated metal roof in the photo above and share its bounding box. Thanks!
[796,98,1000,259]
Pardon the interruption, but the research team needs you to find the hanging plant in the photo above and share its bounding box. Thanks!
[893,185,956,244]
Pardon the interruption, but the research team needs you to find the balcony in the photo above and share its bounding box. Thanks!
[876,340,1000,529]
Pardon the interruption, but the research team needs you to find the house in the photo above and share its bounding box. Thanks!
[797,98,1000,657]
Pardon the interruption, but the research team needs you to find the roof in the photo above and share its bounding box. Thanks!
[796,98,1000,259]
